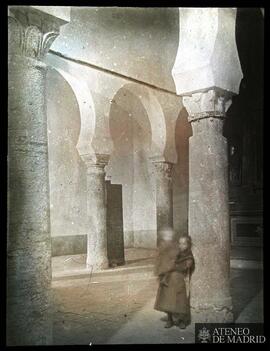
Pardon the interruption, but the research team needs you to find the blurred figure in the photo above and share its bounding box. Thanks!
[154,228,194,329]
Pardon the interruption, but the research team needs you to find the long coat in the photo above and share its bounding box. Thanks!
[154,241,194,321]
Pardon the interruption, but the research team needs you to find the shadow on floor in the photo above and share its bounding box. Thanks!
[52,278,158,345]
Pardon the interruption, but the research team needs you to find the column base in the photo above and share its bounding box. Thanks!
[191,298,234,323]
[86,257,109,272]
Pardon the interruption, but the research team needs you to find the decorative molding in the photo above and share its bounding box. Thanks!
[183,89,232,122]
[8,7,68,60]
[149,155,166,163]
[81,153,110,171]
[9,16,59,60]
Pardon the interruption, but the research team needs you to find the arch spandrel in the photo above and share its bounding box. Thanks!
[90,91,114,156]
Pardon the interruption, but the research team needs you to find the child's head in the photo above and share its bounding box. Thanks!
[178,235,192,251]
[160,227,175,242]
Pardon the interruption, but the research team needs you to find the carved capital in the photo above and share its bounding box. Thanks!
[8,7,68,60]
[152,161,173,180]
[81,153,110,174]
[183,89,232,123]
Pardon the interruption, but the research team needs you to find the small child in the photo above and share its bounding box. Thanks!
[154,231,194,329]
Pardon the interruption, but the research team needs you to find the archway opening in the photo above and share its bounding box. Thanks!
[107,85,158,267]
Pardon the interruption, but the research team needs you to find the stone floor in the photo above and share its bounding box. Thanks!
[52,247,263,281]
[51,249,264,345]
[52,248,156,279]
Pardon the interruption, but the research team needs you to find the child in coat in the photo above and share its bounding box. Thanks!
[154,230,194,329]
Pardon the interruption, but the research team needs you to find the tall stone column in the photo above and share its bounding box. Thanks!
[81,154,109,271]
[183,89,233,322]
[151,158,174,245]
[7,7,69,345]
[171,8,243,322]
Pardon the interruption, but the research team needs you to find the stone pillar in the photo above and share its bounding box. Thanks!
[81,154,109,271]
[151,158,174,245]
[183,89,233,322]
[7,7,69,345]
[171,8,243,322]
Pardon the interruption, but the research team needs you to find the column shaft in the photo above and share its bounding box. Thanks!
[7,8,69,345]
[7,55,52,345]
[153,161,173,244]
[85,161,108,271]
[183,89,233,322]
[189,118,233,322]
[171,6,243,323]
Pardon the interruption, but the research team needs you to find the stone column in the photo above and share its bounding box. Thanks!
[183,88,233,322]
[81,154,109,271]
[171,8,243,322]
[151,158,174,245]
[7,7,69,345]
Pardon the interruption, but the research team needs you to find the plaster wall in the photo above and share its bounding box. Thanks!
[46,68,88,255]
[46,67,190,253]
[45,46,189,254]
[108,88,157,249]
[50,7,179,92]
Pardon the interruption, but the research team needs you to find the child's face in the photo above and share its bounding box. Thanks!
[178,237,189,251]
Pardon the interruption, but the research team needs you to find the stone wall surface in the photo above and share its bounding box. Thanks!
[46,68,88,240]
[50,7,179,92]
